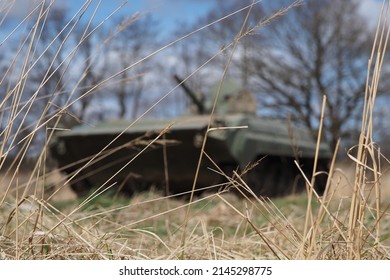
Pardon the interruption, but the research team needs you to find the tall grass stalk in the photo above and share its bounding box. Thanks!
[180,0,303,258]
[346,0,390,259]
[1,0,390,260]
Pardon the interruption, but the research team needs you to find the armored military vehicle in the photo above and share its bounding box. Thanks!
[50,76,331,197]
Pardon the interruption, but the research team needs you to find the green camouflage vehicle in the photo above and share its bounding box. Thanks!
[50,76,331,197]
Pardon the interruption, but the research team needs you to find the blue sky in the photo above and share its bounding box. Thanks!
[65,0,216,31]
[1,0,216,35]
[1,0,384,37]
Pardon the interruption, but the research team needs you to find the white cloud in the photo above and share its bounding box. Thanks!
[358,0,384,30]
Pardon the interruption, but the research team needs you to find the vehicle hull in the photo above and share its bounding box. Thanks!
[50,115,331,197]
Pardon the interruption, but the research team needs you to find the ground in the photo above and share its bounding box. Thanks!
[1,161,389,260]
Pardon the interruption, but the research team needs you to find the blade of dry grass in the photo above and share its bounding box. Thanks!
[1,0,390,261]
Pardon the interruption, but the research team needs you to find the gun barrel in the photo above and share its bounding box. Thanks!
[174,75,206,114]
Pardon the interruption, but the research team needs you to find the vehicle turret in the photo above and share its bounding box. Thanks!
[50,76,331,198]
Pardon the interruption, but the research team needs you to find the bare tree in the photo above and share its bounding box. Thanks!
[0,3,119,160]
[0,4,74,159]
[173,0,265,94]
[175,0,382,150]
[196,0,265,88]
[26,4,118,124]
[73,24,110,121]
[31,5,73,113]
[107,14,159,119]
[251,0,375,150]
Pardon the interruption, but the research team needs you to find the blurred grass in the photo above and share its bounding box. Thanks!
[1,183,388,260]
[1,0,390,260]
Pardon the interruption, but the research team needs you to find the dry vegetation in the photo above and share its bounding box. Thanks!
[1,1,390,260]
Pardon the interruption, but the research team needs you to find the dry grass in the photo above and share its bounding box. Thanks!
[1,182,389,260]
[1,0,390,260]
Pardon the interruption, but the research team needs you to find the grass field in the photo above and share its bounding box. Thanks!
[1,1,390,260]
[1,159,389,260]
